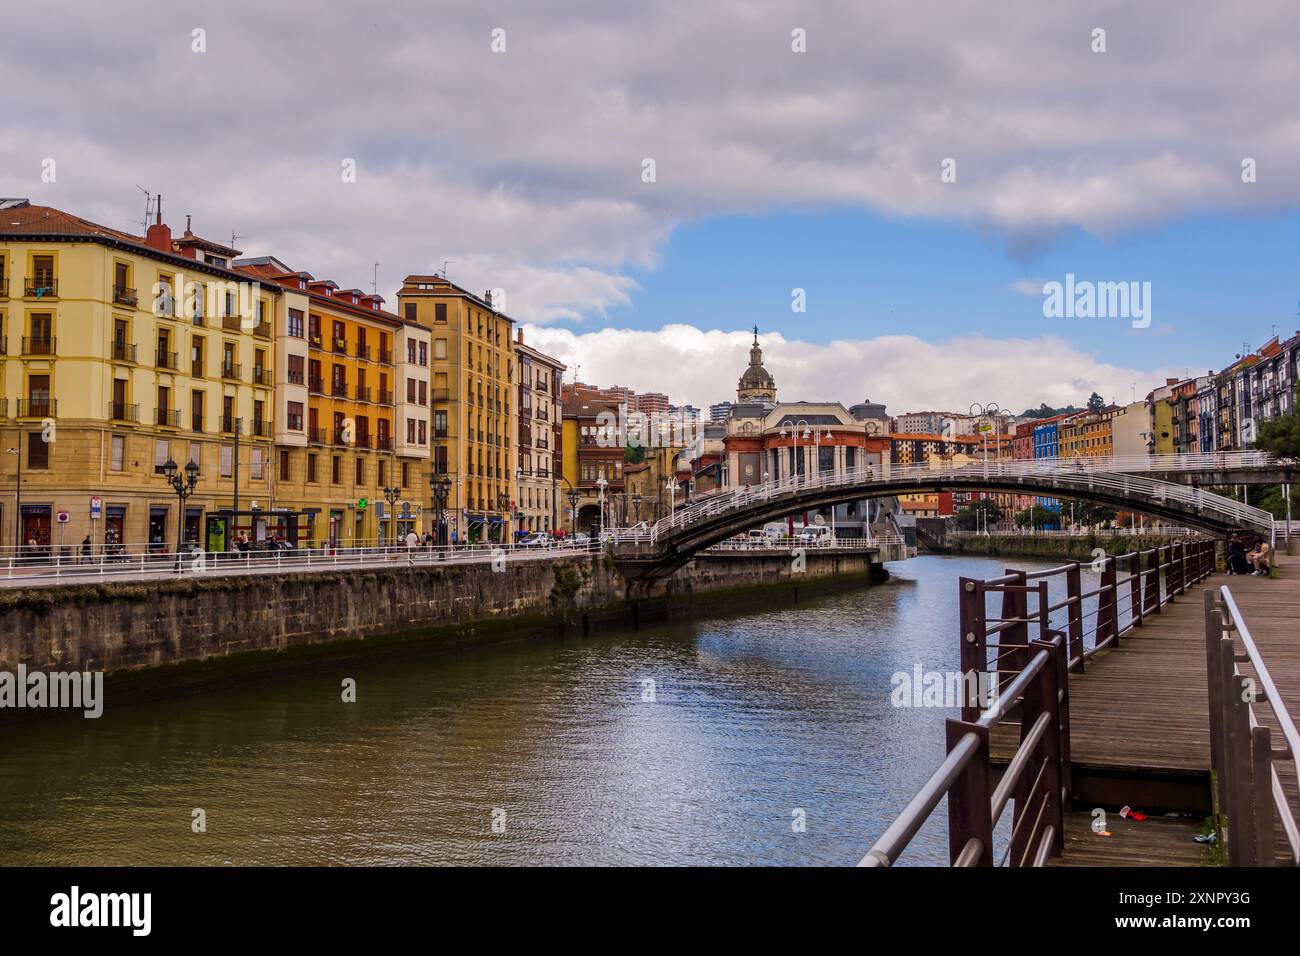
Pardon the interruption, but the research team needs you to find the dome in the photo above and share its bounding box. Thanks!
[737,326,777,401]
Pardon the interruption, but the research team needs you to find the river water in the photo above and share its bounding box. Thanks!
[0,554,1067,866]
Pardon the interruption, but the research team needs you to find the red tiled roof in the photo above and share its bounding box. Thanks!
[0,201,141,242]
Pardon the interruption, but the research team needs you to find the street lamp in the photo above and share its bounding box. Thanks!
[566,488,580,534]
[779,419,812,482]
[631,491,643,524]
[595,476,608,534]
[666,475,679,522]
[382,465,402,545]
[5,445,20,553]
[497,491,510,544]
[969,402,1002,470]
[163,457,199,571]
[429,474,451,547]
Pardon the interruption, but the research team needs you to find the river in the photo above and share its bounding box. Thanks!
[0,554,1070,866]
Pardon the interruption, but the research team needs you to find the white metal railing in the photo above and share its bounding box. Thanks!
[1,539,598,587]
[949,526,1204,538]
[645,454,1277,545]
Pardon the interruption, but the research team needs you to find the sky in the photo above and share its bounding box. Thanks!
[4,0,1300,412]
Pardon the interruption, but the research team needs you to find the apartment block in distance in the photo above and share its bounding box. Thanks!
[512,329,564,536]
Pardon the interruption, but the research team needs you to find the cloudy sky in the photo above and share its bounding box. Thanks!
[5,1,1300,412]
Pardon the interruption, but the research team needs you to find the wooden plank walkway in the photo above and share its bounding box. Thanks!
[995,554,1298,866]
[1053,812,1212,867]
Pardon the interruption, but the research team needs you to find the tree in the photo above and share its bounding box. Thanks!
[1015,505,1062,529]
[1086,392,1106,412]
[1066,500,1117,528]
[1257,408,1300,461]
[623,443,646,465]
[956,499,1003,530]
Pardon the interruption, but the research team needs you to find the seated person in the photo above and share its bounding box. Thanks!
[1226,538,1251,575]
[1247,539,1273,577]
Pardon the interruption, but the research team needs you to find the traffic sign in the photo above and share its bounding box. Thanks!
[90,496,102,520]
[56,511,70,524]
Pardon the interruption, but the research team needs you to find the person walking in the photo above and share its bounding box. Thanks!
[81,534,92,565]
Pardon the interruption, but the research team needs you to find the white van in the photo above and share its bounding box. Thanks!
[794,525,835,546]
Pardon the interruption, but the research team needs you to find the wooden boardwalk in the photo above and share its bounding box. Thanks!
[992,554,1299,866]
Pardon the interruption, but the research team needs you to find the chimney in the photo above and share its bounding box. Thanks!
[516,328,524,344]
[145,193,173,252]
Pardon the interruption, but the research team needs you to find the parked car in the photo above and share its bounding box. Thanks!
[568,532,591,547]
[518,532,552,549]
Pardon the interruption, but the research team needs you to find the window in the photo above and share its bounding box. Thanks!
[288,354,305,385]
[401,461,410,488]
[153,438,171,475]
[378,460,387,487]
[435,303,447,323]
[418,420,426,445]
[287,401,304,431]
[288,309,304,338]
[407,378,416,403]
[434,410,447,437]
[220,445,233,478]
[307,454,317,483]
[407,340,416,363]
[405,303,416,322]
[27,431,48,469]
[434,338,447,359]
[279,449,291,482]
[331,456,340,484]
[418,381,427,405]
[110,435,125,471]
[191,390,204,431]
[407,417,416,443]
[418,342,427,366]
[251,448,264,480]
[354,457,364,485]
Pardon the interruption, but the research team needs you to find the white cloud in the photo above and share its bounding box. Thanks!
[1010,280,1044,297]
[523,324,1165,413]
[4,1,1300,321]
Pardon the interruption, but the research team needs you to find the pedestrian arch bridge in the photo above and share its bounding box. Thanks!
[610,452,1279,580]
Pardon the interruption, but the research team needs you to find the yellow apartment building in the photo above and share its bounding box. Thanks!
[397,275,514,543]
[1060,407,1118,459]
[512,330,564,536]
[0,199,278,554]
[236,258,428,547]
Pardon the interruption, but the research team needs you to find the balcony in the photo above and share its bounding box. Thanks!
[378,349,393,364]
[191,360,205,378]
[0,274,6,298]
[377,389,393,405]
[251,418,272,438]
[191,413,205,432]
[112,285,138,307]
[107,401,140,423]
[0,335,6,354]
[111,341,137,363]
[355,345,371,362]
[155,349,179,370]
[17,399,56,418]
[308,427,328,445]
[221,415,236,434]
[24,277,58,298]
[333,428,352,446]
[22,336,55,356]
[434,426,448,439]
[353,434,372,451]
[432,387,450,402]
[309,332,323,348]
[332,339,348,355]
[253,321,272,339]
[222,315,244,332]
[156,408,180,427]
[221,362,241,381]
[376,435,392,451]
[308,377,325,395]
[355,385,371,402]
[331,383,348,399]
[252,367,272,386]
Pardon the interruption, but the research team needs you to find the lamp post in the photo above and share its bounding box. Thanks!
[430,474,451,548]
[5,443,20,553]
[595,476,608,535]
[666,475,679,523]
[382,474,401,546]
[497,491,510,544]
[969,402,1002,475]
[631,492,643,525]
[163,458,199,572]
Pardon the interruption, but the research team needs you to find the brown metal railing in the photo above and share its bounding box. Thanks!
[1206,586,1300,866]
[862,538,1216,867]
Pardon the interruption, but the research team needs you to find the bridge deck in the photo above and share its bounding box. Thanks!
[993,554,1299,866]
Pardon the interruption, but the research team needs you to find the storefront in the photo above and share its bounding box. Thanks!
[20,504,51,551]
[147,506,169,553]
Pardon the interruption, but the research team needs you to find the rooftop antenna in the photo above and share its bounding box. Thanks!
[441,258,456,278]
[132,185,153,232]
[228,228,246,254]
[371,262,380,296]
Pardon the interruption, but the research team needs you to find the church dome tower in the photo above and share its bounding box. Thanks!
[737,326,777,403]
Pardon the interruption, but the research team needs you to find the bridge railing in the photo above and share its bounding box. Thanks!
[1206,586,1300,866]
[859,633,1070,867]
[651,458,1274,543]
[860,540,1217,866]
